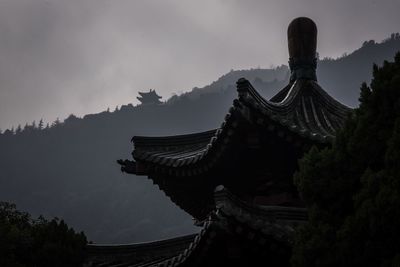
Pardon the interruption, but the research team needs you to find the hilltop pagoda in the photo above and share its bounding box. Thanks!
[137,89,163,105]
[86,17,352,266]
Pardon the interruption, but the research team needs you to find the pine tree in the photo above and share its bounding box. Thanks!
[292,52,400,266]
[38,119,44,130]
[51,118,61,127]
[15,125,22,134]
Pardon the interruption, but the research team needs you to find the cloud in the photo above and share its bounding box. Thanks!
[0,0,398,130]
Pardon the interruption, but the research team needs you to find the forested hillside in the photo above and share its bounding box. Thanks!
[0,34,399,243]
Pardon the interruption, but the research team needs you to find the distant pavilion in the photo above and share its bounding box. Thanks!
[137,89,163,105]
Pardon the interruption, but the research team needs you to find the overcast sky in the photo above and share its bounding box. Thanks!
[0,0,399,130]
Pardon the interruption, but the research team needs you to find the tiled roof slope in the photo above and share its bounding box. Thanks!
[119,78,352,176]
[85,234,197,267]
[85,186,307,267]
[154,187,306,267]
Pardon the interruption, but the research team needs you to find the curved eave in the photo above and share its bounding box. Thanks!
[213,185,308,232]
[123,78,352,177]
[87,234,196,254]
[86,188,308,267]
[150,187,308,267]
[237,78,352,143]
[86,234,197,267]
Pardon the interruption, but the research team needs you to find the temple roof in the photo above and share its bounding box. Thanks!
[116,15,352,223]
[120,78,351,176]
[152,186,307,266]
[137,89,162,105]
[118,76,352,221]
[85,186,307,267]
[119,16,352,178]
[110,16,353,265]
[138,89,162,98]
[86,234,196,267]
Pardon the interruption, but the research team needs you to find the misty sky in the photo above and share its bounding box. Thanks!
[0,0,399,130]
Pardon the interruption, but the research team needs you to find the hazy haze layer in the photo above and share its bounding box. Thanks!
[0,0,399,130]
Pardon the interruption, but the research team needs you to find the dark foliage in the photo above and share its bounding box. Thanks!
[292,52,400,266]
[0,202,87,267]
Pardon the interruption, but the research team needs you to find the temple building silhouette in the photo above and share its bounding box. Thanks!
[137,89,163,105]
[86,17,352,266]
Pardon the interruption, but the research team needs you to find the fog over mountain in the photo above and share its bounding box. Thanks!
[0,36,399,243]
[0,0,400,131]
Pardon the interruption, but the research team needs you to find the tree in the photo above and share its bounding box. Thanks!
[0,202,87,267]
[2,129,13,137]
[38,119,44,130]
[292,52,400,267]
[15,125,22,134]
[52,117,61,127]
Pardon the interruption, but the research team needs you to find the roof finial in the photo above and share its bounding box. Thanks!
[287,17,317,82]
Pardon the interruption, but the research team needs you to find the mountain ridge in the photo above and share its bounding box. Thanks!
[0,34,399,243]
